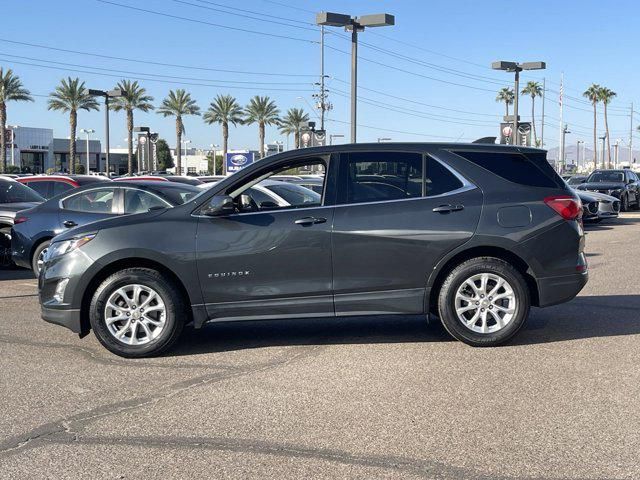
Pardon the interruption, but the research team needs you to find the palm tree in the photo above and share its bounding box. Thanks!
[48,77,99,174]
[598,86,617,168]
[203,94,243,174]
[278,108,309,149]
[583,83,601,171]
[157,89,200,175]
[495,87,514,117]
[0,68,33,173]
[244,96,280,158]
[521,81,542,145]
[110,80,154,175]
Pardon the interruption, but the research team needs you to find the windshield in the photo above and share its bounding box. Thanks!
[587,171,625,183]
[0,181,44,203]
[264,183,321,207]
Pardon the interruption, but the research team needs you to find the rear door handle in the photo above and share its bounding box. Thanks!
[63,220,78,228]
[294,216,327,226]
[432,204,464,214]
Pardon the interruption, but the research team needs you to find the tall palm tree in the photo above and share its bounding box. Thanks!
[0,68,33,173]
[278,108,309,149]
[495,87,514,117]
[203,94,243,174]
[157,89,200,175]
[110,80,154,175]
[598,86,617,168]
[583,83,601,171]
[48,77,99,174]
[244,96,280,158]
[521,81,542,145]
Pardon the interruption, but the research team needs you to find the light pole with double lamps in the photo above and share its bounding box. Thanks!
[88,88,124,175]
[80,128,95,173]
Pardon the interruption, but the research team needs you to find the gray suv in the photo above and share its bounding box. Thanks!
[38,144,588,357]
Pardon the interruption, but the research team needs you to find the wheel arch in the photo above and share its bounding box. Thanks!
[79,258,194,337]
[427,245,540,314]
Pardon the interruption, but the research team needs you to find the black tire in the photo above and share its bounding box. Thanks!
[632,196,640,211]
[31,240,51,276]
[621,194,629,212]
[0,227,13,268]
[438,257,530,347]
[89,268,186,358]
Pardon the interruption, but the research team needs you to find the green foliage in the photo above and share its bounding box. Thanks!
[47,77,99,113]
[244,96,280,126]
[75,164,86,174]
[5,165,20,174]
[206,153,224,175]
[203,94,243,127]
[156,138,174,170]
[495,87,514,105]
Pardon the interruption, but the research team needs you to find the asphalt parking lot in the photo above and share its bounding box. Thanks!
[1,213,639,479]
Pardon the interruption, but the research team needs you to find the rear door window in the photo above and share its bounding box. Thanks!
[453,150,562,188]
[25,181,51,199]
[62,188,116,213]
[339,152,423,204]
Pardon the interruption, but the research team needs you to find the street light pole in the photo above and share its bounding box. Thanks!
[491,61,546,146]
[329,134,344,145]
[89,88,124,176]
[561,125,571,172]
[10,126,18,168]
[81,128,95,173]
[577,140,583,168]
[317,12,394,144]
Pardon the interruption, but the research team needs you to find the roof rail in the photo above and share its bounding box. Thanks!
[472,137,497,144]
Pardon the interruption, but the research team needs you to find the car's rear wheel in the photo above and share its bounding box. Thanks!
[31,240,50,276]
[438,257,530,347]
[89,268,186,358]
[0,227,13,268]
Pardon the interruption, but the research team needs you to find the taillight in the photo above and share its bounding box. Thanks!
[544,195,582,221]
[13,216,28,224]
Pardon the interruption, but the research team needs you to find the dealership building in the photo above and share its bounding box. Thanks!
[4,126,102,173]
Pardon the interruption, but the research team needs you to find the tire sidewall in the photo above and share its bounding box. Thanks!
[438,258,530,347]
[90,269,183,357]
[31,240,50,275]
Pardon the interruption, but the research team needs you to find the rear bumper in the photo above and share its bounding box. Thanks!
[537,271,588,307]
[41,305,82,334]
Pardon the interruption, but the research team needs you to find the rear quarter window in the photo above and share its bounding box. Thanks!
[453,150,561,188]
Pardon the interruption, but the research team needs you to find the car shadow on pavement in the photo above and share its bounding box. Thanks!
[169,295,640,355]
[0,268,35,281]
[171,315,453,356]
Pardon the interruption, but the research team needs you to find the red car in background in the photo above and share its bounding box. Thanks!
[17,175,111,200]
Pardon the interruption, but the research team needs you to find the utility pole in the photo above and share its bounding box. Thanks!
[320,26,325,131]
[614,139,620,168]
[540,78,545,147]
[561,124,570,171]
[558,73,564,170]
[600,135,606,169]
[576,140,582,167]
[630,103,634,165]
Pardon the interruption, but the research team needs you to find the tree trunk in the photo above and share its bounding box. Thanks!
[505,103,509,117]
[127,109,134,175]
[176,117,182,176]
[294,130,300,149]
[259,122,265,159]
[222,121,229,175]
[70,110,77,174]
[593,103,598,171]
[531,96,537,145]
[604,103,611,169]
[0,102,6,173]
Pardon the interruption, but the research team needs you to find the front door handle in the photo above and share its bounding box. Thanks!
[63,220,78,228]
[294,216,327,226]
[432,204,464,214]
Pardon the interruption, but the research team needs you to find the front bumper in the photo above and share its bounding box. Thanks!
[41,305,82,333]
[537,270,588,307]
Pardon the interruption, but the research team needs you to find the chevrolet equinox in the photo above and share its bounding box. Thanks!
[38,144,588,357]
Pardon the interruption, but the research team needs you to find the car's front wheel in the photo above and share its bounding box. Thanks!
[621,194,630,212]
[438,257,530,347]
[89,268,186,357]
[31,240,50,276]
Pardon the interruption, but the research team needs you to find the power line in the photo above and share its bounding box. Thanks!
[95,0,317,43]
[0,56,314,92]
[0,52,311,85]
[326,118,474,141]
[190,0,313,25]
[171,0,316,31]
[0,38,318,76]
[325,45,499,93]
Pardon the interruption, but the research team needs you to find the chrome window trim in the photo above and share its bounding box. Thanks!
[58,185,172,213]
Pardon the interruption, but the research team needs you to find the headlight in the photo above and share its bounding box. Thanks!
[46,233,97,261]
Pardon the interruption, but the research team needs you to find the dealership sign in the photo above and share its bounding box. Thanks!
[225,151,255,173]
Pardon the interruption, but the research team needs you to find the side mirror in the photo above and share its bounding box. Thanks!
[201,195,235,216]
[259,200,279,209]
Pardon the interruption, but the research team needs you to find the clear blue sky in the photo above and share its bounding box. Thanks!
[3,0,639,153]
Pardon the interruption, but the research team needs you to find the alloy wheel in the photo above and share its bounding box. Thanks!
[104,284,166,345]
[454,273,517,334]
